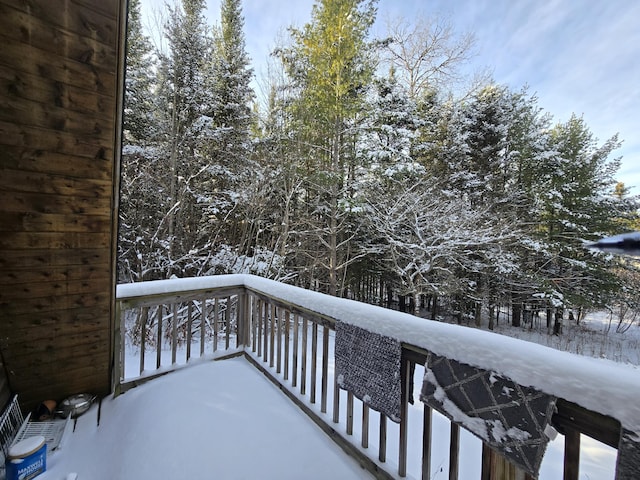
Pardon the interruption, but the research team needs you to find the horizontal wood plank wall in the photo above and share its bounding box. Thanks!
[0,356,10,410]
[0,0,125,411]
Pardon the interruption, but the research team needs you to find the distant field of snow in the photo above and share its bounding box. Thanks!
[488,309,640,366]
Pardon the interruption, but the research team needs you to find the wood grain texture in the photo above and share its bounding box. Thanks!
[0,145,113,180]
[0,0,124,411]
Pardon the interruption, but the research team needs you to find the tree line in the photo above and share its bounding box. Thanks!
[119,0,640,332]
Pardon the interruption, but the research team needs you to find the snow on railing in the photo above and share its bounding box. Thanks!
[115,274,639,480]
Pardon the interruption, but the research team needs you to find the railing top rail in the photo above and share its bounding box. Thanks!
[116,274,247,300]
[116,274,640,438]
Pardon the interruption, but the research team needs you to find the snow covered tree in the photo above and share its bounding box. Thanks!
[278,0,378,295]
[531,115,631,318]
[153,0,213,276]
[422,85,533,324]
[199,0,257,255]
[119,0,166,282]
[380,16,477,100]
[347,71,425,299]
[123,0,157,143]
[118,145,174,282]
[357,71,423,181]
[363,176,518,317]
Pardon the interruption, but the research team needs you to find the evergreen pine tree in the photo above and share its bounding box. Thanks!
[280,0,378,295]
[123,0,156,143]
[199,0,257,255]
[155,0,212,275]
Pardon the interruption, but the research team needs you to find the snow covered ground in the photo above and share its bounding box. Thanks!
[491,309,640,366]
[40,358,370,480]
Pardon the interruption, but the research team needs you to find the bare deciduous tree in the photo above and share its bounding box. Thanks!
[381,15,479,99]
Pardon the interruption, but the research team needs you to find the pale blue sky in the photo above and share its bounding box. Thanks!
[141,0,640,194]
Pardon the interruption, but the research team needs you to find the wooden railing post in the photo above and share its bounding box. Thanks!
[481,444,530,480]
[112,299,123,396]
[564,428,580,480]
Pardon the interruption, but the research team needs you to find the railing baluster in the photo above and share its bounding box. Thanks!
[347,392,354,435]
[171,303,178,364]
[225,295,231,350]
[156,305,163,369]
[251,296,258,352]
[200,297,206,356]
[213,297,219,352]
[186,302,192,361]
[237,292,246,348]
[301,317,308,395]
[269,304,276,367]
[333,375,340,423]
[399,356,411,477]
[276,307,283,373]
[482,443,529,480]
[310,322,318,404]
[113,301,123,393]
[292,314,299,388]
[257,300,263,358]
[362,404,369,448]
[283,310,290,380]
[321,326,329,413]
[140,306,148,375]
[422,405,432,480]
[379,413,387,463]
[449,423,460,480]
[263,301,269,363]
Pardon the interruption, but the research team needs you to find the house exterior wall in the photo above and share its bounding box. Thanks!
[0,0,125,411]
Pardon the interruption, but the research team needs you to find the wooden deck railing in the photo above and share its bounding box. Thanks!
[115,276,624,480]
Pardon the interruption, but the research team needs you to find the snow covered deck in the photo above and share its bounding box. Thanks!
[44,357,371,479]
[110,274,639,479]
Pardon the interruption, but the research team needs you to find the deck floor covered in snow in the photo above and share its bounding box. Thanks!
[41,357,371,479]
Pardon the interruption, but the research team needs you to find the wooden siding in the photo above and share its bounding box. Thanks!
[0,0,125,412]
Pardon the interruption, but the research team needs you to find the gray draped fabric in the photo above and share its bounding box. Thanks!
[616,429,640,480]
[334,321,402,422]
[420,352,556,477]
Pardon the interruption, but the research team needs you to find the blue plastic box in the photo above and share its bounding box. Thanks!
[5,435,47,480]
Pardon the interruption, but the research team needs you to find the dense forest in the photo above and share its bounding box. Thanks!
[119,0,640,332]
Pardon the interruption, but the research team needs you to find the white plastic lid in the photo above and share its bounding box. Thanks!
[8,435,45,459]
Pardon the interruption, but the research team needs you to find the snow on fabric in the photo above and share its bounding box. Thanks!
[420,351,556,476]
[117,274,640,435]
[616,429,640,480]
[334,321,402,422]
